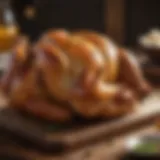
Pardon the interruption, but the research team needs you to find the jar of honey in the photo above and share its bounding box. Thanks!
[0,0,19,52]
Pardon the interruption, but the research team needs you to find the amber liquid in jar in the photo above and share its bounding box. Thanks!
[0,25,18,52]
[0,0,19,52]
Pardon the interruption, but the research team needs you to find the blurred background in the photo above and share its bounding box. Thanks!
[0,0,159,48]
[10,0,160,46]
[1,0,158,84]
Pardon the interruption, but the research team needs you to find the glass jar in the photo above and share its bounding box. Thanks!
[0,0,19,52]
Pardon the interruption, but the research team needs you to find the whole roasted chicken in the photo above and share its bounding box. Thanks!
[0,29,151,122]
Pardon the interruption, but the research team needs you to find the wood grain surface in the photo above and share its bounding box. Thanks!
[106,0,125,44]
[0,125,158,160]
[0,90,160,154]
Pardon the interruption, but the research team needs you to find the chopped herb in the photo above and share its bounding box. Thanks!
[133,141,160,154]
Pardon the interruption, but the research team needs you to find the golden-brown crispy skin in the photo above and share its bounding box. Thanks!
[0,30,151,122]
[118,48,152,98]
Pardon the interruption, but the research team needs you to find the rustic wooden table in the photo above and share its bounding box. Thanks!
[0,91,160,160]
[0,125,158,160]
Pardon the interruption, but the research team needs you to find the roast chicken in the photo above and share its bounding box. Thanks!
[0,29,151,122]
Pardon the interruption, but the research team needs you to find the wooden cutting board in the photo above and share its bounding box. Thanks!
[0,90,160,153]
[0,125,158,160]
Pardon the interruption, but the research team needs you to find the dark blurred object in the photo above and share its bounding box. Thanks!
[139,45,160,64]
[134,50,160,85]
[0,0,18,52]
[134,29,160,85]
[143,65,160,85]
[138,44,160,64]
[138,29,160,64]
